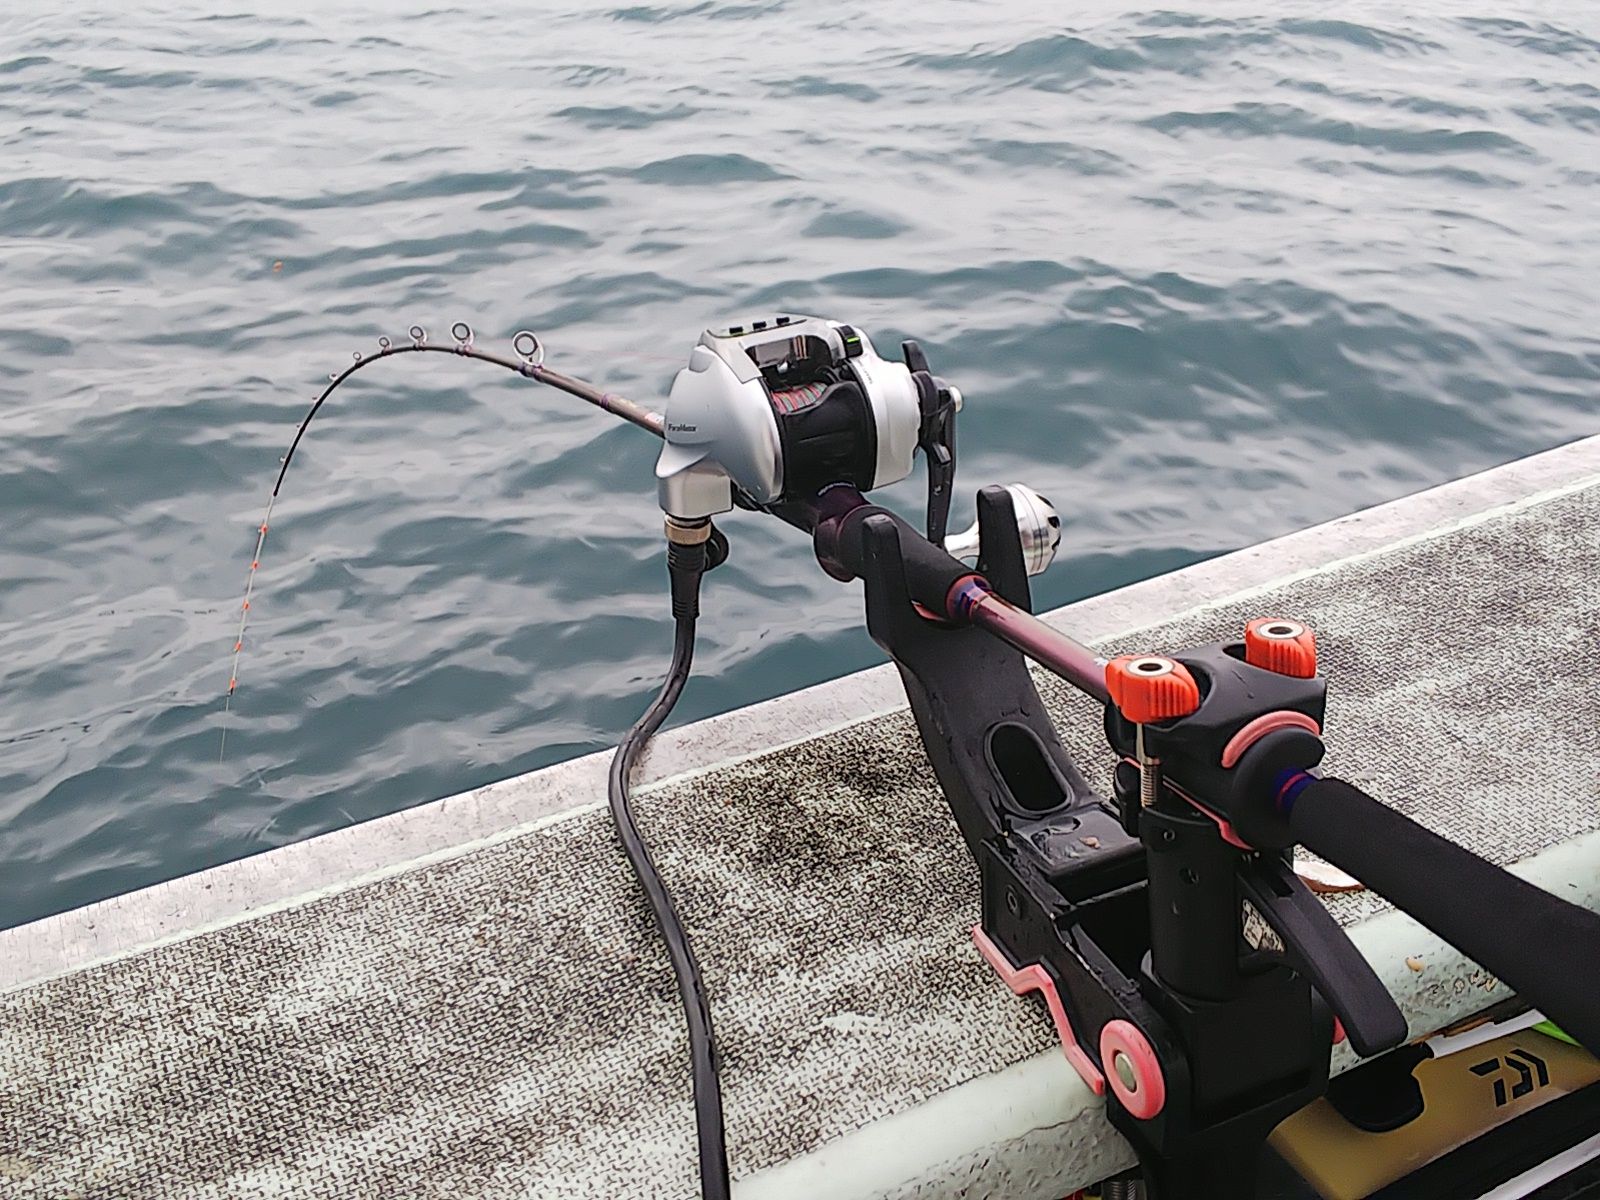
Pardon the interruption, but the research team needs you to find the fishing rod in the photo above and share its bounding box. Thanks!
[242,314,1600,1200]
[223,323,658,735]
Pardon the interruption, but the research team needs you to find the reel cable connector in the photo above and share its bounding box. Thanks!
[609,518,732,1200]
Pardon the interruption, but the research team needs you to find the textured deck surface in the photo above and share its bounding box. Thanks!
[2,444,1598,1200]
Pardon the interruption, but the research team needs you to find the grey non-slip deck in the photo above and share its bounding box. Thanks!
[2,437,1598,1200]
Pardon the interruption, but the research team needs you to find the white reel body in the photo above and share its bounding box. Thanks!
[656,316,922,520]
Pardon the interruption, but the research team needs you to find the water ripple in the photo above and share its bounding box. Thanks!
[1457,18,1600,60]
[911,33,1145,89]
[621,153,791,185]
[1144,104,1537,158]
[555,102,701,130]
[1276,18,1441,55]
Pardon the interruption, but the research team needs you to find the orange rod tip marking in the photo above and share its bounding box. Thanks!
[234,642,243,652]
[251,561,259,569]
[228,679,238,692]
[242,601,250,610]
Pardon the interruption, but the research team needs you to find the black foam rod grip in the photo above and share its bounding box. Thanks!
[1289,778,1600,1056]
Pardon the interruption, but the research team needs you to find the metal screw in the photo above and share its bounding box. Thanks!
[1113,1051,1138,1092]
[1136,726,1160,808]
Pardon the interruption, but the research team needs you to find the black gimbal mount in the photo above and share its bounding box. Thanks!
[853,485,1397,1197]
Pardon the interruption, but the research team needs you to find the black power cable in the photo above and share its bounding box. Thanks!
[607,539,730,1200]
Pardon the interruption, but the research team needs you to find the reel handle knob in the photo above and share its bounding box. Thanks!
[944,484,1060,577]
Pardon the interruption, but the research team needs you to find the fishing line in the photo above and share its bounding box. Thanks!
[220,322,664,758]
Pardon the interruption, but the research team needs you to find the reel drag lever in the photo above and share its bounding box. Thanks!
[901,338,960,545]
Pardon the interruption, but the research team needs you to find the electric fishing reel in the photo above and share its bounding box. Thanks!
[653,314,1060,572]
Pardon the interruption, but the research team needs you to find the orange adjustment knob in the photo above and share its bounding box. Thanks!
[1244,618,1318,678]
[1105,656,1201,725]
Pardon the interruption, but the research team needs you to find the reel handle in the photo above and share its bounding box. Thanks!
[1286,776,1600,1056]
